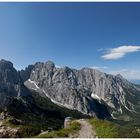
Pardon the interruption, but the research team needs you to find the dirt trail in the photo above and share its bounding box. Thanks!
[76,119,96,138]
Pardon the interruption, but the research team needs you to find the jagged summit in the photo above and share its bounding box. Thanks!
[20,60,125,81]
[34,60,55,66]
[116,73,123,78]
[0,59,12,63]
[0,59,31,105]
[44,60,55,66]
[0,59,13,68]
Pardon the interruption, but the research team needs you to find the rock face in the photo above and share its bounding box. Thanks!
[0,118,20,138]
[0,59,31,111]
[0,125,20,138]
[22,60,140,120]
[20,65,34,82]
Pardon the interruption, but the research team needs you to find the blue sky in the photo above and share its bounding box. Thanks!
[0,2,140,81]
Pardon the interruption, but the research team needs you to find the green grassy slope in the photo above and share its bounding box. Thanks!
[89,118,140,138]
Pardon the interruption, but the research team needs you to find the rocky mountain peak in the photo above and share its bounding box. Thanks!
[0,59,19,84]
[116,73,123,79]
[33,61,55,71]
[62,66,73,73]
[0,59,13,69]
[44,60,55,68]
[0,59,31,101]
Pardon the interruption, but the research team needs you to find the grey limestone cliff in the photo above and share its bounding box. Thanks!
[0,59,31,111]
[22,60,140,120]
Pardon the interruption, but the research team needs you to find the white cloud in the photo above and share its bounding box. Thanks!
[109,69,140,80]
[101,45,140,60]
[91,66,108,70]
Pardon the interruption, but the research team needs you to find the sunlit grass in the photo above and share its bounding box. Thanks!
[89,118,119,138]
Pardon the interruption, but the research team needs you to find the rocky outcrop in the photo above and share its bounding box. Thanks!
[0,125,20,138]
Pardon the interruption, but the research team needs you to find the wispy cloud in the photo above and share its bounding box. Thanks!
[109,69,140,80]
[101,45,140,60]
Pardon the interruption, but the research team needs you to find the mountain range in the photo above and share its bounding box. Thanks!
[0,59,140,137]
